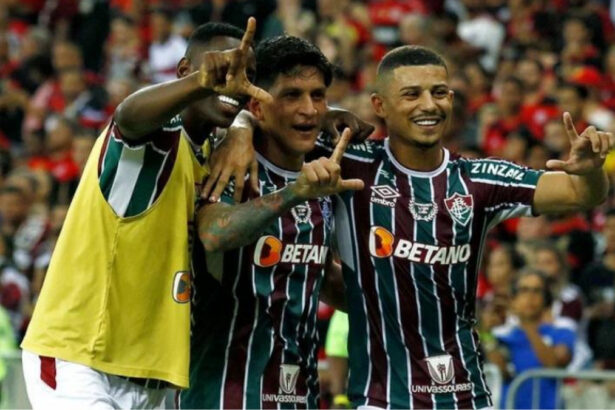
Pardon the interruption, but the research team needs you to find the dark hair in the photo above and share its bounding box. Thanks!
[254,35,333,89]
[377,45,448,78]
[0,185,26,198]
[512,268,553,307]
[185,22,245,59]
[493,243,526,270]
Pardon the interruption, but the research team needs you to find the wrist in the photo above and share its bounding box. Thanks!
[286,182,309,203]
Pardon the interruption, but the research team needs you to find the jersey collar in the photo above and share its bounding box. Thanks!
[384,138,449,178]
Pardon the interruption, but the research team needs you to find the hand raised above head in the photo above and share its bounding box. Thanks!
[197,17,273,103]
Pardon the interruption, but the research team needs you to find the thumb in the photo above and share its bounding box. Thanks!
[545,159,568,171]
[338,178,365,191]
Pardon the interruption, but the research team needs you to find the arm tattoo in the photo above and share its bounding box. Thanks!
[197,187,302,252]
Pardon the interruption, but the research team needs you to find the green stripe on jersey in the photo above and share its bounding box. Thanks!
[124,145,168,216]
[448,167,490,408]
[99,135,123,199]
[410,175,454,408]
[244,166,278,409]
[99,134,169,217]
[370,162,411,409]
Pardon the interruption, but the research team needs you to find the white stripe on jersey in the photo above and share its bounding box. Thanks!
[107,144,145,216]
[468,177,537,189]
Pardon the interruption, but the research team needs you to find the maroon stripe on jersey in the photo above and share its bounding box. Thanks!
[39,356,57,390]
[97,124,114,176]
[153,135,179,202]
[261,171,299,409]
[432,171,473,406]
[353,177,389,406]
[222,248,257,408]
[393,172,433,409]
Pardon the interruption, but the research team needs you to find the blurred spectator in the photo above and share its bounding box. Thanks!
[105,13,143,80]
[147,7,187,84]
[324,310,350,409]
[556,82,590,133]
[489,270,575,409]
[456,0,505,72]
[261,0,315,39]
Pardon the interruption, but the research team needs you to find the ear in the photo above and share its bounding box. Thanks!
[177,57,191,79]
[371,93,387,120]
[248,98,265,121]
[449,89,455,104]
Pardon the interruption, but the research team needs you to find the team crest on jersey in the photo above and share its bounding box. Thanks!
[370,185,400,207]
[425,354,455,385]
[409,200,438,221]
[292,203,312,224]
[444,193,474,226]
[172,271,191,303]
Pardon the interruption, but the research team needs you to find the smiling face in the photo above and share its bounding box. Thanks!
[178,36,255,129]
[251,65,327,157]
[372,64,453,149]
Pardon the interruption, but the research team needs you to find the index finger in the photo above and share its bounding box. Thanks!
[239,17,256,54]
[330,127,352,163]
[562,112,578,141]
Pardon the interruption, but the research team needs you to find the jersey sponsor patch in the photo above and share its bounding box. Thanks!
[425,354,454,385]
[253,236,328,267]
[262,364,306,404]
[470,161,525,181]
[444,193,474,226]
[368,226,471,265]
[409,199,438,221]
[172,271,191,303]
[370,185,400,207]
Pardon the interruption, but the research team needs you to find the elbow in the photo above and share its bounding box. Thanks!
[199,231,223,253]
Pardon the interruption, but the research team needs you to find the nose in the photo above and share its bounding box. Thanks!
[418,90,437,112]
[298,95,318,117]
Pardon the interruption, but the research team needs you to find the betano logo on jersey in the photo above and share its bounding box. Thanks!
[253,235,328,267]
[172,271,191,303]
[369,226,471,265]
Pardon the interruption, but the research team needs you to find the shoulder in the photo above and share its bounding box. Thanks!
[492,322,517,340]
[552,317,577,333]
[314,134,382,163]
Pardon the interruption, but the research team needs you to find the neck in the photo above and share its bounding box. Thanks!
[388,136,443,172]
[181,109,212,146]
[254,128,304,172]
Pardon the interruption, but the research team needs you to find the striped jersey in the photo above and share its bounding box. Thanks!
[316,137,544,409]
[99,115,210,217]
[181,152,333,409]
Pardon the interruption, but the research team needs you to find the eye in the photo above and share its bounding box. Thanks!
[402,91,419,99]
[312,90,326,101]
[434,88,449,98]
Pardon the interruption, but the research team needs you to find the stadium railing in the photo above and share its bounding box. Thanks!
[505,368,615,409]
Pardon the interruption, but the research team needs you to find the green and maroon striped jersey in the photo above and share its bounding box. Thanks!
[315,137,544,410]
[98,115,209,217]
[181,152,333,409]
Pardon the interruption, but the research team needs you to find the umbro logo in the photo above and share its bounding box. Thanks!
[370,185,400,207]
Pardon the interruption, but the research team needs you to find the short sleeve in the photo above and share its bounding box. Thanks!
[466,158,544,225]
[553,327,576,353]
[325,310,349,358]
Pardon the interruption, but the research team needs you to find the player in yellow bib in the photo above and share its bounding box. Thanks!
[21,19,272,409]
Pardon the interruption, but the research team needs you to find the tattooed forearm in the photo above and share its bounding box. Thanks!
[197,186,302,252]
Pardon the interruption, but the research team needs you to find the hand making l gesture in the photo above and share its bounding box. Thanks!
[198,17,272,103]
[290,128,365,200]
[546,112,615,175]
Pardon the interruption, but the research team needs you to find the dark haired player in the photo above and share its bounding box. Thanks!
[180,35,363,409]
[21,19,272,409]
[232,45,613,409]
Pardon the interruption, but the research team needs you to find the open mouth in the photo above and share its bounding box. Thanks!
[292,124,318,133]
[412,117,443,127]
[218,95,240,108]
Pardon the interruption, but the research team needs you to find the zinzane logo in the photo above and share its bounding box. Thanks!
[253,236,328,267]
[172,271,191,303]
[370,185,400,207]
[444,193,474,226]
[470,162,525,181]
[425,355,454,385]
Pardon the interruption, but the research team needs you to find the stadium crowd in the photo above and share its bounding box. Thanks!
[2,0,615,407]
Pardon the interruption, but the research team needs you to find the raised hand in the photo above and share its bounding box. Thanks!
[290,128,365,200]
[546,112,615,175]
[322,108,375,143]
[197,17,273,103]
